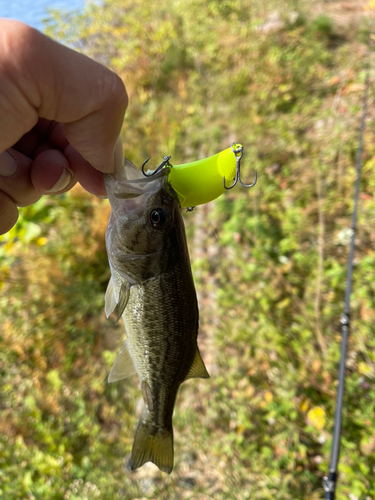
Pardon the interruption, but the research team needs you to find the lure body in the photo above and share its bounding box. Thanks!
[167,143,245,207]
[168,144,241,207]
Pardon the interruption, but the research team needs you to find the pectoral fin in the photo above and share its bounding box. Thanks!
[104,277,117,318]
[115,281,131,325]
[185,348,210,380]
[108,342,136,382]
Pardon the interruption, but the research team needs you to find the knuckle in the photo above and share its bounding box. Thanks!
[17,192,42,207]
[102,71,128,109]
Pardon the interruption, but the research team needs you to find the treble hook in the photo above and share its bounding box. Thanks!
[142,155,172,177]
[223,143,257,190]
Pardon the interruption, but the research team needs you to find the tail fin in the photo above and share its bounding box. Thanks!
[127,419,174,474]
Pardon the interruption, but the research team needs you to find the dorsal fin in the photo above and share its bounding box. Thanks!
[185,348,210,380]
[108,342,136,382]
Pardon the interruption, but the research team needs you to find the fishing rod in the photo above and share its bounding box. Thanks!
[323,41,371,500]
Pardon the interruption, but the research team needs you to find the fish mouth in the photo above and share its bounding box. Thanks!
[104,160,172,220]
[104,158,170,190]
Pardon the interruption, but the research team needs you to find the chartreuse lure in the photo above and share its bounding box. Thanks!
[142,143,257,208]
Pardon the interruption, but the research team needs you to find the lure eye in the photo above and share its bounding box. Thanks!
[150,209,167,228]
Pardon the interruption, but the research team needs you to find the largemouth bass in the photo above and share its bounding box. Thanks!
[104,160,209,474]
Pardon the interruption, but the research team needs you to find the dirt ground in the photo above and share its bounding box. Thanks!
[314,0,373,27]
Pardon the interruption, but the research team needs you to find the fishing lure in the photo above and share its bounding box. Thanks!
[142,142,257,208]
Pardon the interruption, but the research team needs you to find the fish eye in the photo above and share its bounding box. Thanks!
[150,208,167,228]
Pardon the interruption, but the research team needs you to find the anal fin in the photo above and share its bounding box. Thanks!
[141,380,154,412]
[108,342,136,382]
[185,347,210,380]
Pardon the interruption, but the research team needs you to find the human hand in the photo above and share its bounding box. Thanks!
[0,19,128,234]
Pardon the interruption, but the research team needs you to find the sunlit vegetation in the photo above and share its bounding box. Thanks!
[1,1,375,498]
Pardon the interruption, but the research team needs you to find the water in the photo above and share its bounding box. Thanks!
[0,0,85,30]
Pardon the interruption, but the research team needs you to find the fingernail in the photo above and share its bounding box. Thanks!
[0,151,17,176]
[113,136,124,173]
[96,195,108,199]
[45,168,73,193]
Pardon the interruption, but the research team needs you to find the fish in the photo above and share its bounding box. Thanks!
[104,159,209,474]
